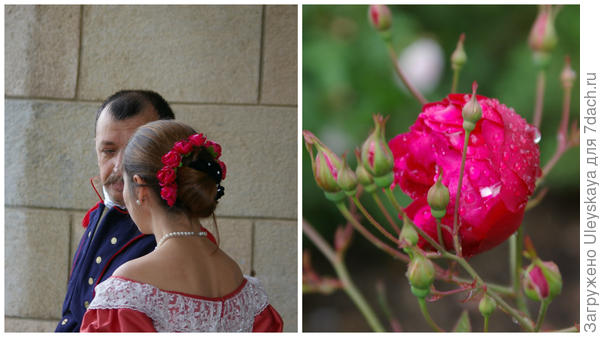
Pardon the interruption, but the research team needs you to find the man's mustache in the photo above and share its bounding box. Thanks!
[104,172,123,186]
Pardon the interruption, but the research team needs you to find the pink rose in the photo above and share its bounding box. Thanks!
[172,140,193,155]
[205,140,222,159]
[218,160,227,180]
[161,150,181,168]
[188,133,206,147]
[389,93,541,256]
[160,184,177,207]
[157,167,176,187]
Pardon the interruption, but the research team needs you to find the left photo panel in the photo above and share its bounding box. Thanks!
[5,5,297,332]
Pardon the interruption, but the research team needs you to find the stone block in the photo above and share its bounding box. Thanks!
[175,104,297,219]
[5,5,80,98]
[5,208,70,319]
[4,317,58,332]
[5,99,99,210]
[214,218,253,274]
[261,5,298,105]
[78,5,262,104]
[253,220,297,332]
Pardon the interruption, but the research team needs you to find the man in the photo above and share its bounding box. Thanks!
[56,90,175,332]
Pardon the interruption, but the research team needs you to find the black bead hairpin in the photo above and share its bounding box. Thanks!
[188,158,225,201]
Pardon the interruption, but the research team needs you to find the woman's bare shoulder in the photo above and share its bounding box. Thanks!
[111,254,157,282]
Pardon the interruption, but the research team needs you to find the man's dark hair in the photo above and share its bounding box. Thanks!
[95,90,175,133]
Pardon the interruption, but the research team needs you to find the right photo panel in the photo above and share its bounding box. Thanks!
[302,5,579,332]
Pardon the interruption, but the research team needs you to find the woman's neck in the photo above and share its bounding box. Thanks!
[148,207,204,244]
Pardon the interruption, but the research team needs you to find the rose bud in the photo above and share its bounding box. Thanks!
[361,114,395,188]
[399,214,419,248]
[523,261,562,302]
[462,82,482,132]
[355,148,377,193]
[337,153,358,196]
[528,5,558,54]
[303,130,345,202]
[451,33,467,71]
[368,5,392,32]
[478,293,497,318]
[389,84,541,256]
[406,253,435,298]
[427,169,450,219]
[561,55,576,90]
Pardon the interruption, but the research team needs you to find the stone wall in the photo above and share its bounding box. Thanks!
[5,5,297,332]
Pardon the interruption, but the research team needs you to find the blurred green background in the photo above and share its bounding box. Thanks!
[303,5,579,332]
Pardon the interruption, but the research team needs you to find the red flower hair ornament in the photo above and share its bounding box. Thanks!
[157,133,226,207]
[390,92,541,257]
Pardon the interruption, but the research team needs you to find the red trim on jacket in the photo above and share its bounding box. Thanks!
[81,201,102,228]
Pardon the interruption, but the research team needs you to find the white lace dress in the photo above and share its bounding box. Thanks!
[80,276,283,332]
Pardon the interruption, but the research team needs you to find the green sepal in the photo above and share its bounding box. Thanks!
[374,172,394,188]
[324,191,346,203]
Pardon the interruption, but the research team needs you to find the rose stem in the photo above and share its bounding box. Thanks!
[417,297,444,332]
[404,213,446,253]
[533,70,546,129]
[435,218,446,252]
[386,44,428,105]
[375,281,402,332]
[510,227,529,315]
[430,285,474,297]
[444,253,535,331]
[380,189,522,309]
[452,129,470,257]
[450,276,514,297]
[525,188,549,211]
[383,188,405,215]
[535,300,550,332]
[352,196,400,245]
[542,65,574,178]
[483,316,489,332]
[451,68,460,94]
[336,202,409,262]
[371,192,401,234]
[303,220,386,332]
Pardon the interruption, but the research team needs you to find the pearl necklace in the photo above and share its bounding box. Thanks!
[156,231,208,249]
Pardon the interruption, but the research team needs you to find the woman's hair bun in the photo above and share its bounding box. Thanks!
[123,120,221,218]
[176,150,219,218]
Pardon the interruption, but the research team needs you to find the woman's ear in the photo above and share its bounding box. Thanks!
[133,174,149,203]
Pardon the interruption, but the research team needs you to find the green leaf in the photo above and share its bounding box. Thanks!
[453,310,471,332]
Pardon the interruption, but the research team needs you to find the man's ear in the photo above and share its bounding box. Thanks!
[133,174,149,203]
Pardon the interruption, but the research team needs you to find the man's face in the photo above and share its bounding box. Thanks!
[95,107,158,206]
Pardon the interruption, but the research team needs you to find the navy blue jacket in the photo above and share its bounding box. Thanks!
[55,201,156,332]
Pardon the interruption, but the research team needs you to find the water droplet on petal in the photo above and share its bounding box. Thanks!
[469,166,480,180]
[526,125,542,144]
[479,182,501,198]
[533,129,541,144]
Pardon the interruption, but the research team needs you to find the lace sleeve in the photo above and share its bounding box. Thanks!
[80,307,156,332]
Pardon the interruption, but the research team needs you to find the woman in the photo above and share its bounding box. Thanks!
[80,120,283,332]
